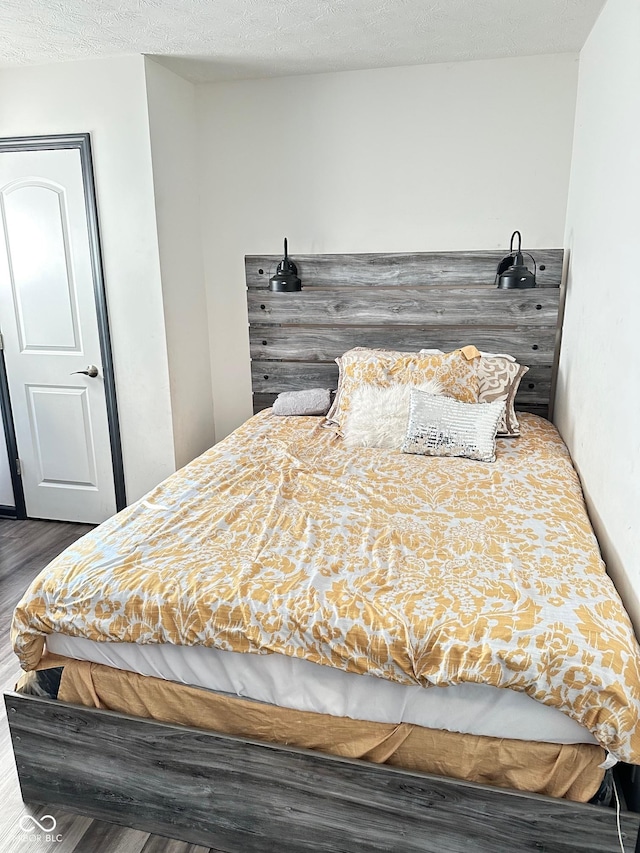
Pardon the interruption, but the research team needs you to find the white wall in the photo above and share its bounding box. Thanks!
[197,54,579,439]
[0,55,176,502]
[144,58,215,468]
[555,0,640,632]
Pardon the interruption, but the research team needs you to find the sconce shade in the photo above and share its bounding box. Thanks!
[270,238,301,292]
[496,231,537,289]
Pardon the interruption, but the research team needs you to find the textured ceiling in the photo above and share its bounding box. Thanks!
[0,0,605,83]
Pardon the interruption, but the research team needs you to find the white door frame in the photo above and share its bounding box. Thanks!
[0,133,126,516]
[0,346,25,517]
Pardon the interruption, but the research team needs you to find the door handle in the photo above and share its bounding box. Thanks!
[71,365,99,378]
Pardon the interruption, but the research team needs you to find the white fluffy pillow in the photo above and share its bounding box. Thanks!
[342,378,443,449]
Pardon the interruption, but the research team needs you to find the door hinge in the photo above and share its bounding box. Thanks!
[0,332,4,351]
[16,458,22,476]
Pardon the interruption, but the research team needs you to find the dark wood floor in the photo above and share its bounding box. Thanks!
[0,518,215,853]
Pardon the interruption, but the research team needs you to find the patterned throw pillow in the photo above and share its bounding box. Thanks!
[402,390,505,463]
[419,349,529,437]
[476,357,529,437]
[326,347,480,430]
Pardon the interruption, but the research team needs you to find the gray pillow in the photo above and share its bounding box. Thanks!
[272,388,332,416]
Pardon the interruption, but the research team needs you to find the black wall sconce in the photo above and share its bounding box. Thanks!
[495,231,537,289]
[269,238,302,292]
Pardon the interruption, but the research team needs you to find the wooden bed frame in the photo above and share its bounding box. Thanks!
[5,692,640,852]
[6,249,640,852]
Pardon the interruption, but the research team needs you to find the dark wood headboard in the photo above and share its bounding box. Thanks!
[245,250,565,419]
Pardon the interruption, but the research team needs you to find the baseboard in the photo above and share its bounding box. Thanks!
[0,504,17,519]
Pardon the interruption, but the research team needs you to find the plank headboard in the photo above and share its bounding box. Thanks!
[245,250,565,420]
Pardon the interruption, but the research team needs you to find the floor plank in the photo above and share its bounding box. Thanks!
[71,820,149,853]
[0,518,222,853]
[141,838,212,853]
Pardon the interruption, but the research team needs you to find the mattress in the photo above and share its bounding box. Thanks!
[13,411,640,762]
[46,633,597,745]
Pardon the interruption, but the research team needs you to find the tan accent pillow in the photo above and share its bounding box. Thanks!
[476,357,529,437]
[418,349,529,437]
[327,347,480,430]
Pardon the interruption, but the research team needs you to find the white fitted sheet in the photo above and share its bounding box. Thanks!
[47,633,597,746]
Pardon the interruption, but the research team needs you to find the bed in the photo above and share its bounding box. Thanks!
[6,250,640,852]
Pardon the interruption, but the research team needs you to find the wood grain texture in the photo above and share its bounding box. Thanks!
[71,822,149,853]
[141,838,210,853]
[5,693,638,853]
[245,250,564,290]
[252,395,550,418]
[248,288,560,326]
[251,361,551,402]
[246,251,564,418]
[249,326,557,365]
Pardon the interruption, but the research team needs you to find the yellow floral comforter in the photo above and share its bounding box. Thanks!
[12,412,640,762]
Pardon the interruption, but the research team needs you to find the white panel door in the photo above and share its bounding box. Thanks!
[0,148,117,522]
[0,423,14,507]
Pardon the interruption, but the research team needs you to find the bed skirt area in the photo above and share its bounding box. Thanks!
[50,659,606,803]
